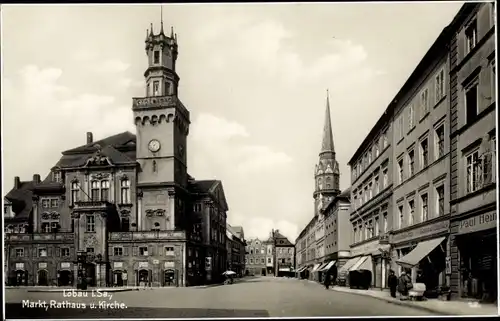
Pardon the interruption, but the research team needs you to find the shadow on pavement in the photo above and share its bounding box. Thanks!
[5,303,270,318]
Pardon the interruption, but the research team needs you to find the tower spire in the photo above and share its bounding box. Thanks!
[320,89,335,154]
[160,5,164,34]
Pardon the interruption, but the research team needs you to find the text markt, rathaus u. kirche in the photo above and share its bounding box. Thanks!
[4,21,237,288]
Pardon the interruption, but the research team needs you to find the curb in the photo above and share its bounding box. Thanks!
[27,288,138,293]
[329,287,452,315]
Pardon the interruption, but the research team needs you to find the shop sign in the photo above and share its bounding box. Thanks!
[38,262,47,269]
[457,211,496,235]
[391,220,450,244]
[205,257,212,270]
[113,262,123,269]
[350,240,380,257]
[15,263,24,270]
[138,262,149,269]
[61,262,71,269]
[445,256,451,275]
[164,261,175,269]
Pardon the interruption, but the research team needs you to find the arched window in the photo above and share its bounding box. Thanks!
[91,181,99,201]
[120,179,130,204]
[71,181,80,205]
[100,180,110,201]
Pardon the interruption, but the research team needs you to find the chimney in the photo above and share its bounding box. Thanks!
[14,176,21,189]
[87,132,93,144]
[33,174,41,184]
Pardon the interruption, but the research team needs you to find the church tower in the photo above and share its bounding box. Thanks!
[133,20,190,231]
[314,90,340,216]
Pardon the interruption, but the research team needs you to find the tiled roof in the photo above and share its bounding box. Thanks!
[4,181,35,220]
[188,180,219,194]
[62,131,136,154]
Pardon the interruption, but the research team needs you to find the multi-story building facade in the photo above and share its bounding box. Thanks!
[345,105,394,289]
[265,240,274,275]
[4,22,230,288]
[272,230,295,276]
[321,188,351,284]
[389,21,452,290]
[295,93,342,281]
[448,2,497,302]
[244,238,267,276]
[226,224,246,277]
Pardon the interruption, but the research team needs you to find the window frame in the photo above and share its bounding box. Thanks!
[420,88,429,117]
[407,198,415,226]
[120,179,131,204]
[153,50,160,64]
[464,78,479,124]
[420,192,429,222]
[435,68,446,103]
[419,136,429,169]
[435,183,445,217]
[397,204,404,229]
[408,148,415,177]
[464,19,477,55]
[397,157,404,185]
[113,247,123,256]
[466,149,482,193]
[86,215,95,233]
[434,122,445,160]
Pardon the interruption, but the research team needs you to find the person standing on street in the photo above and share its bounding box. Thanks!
[324,272,331,290]
[388,270,398,298]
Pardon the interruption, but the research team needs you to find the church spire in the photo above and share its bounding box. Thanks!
[320,89,335,155]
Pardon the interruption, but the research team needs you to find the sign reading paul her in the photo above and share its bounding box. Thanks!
[458,211,497,234]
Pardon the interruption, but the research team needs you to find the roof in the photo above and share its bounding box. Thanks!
[323,188,351,213]
[62,131,136,154]
[320,91,335,155]
[4,180,35,220]
[347,5,468,166]
[188,180,218,194]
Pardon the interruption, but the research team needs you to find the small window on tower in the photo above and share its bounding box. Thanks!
[165,81,171,95]
[153,81,160,96]
[154,50,160,64]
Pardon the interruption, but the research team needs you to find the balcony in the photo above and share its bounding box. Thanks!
[6,232,75,243]
[132,96,177,110]
[109,230,186,241]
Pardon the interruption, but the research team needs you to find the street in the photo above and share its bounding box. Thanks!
[5,277,436,318]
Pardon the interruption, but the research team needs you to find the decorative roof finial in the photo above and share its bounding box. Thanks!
[160,5,164,35]
[146,28,149,40]
[150,23,154,36]
[170,26,174,38]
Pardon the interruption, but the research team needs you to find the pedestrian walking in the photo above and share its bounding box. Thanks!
[397,271,412,301]
[388,270,398,298]
[324,272,331,290]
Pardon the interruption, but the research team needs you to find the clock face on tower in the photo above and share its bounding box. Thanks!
[148,139,161,152]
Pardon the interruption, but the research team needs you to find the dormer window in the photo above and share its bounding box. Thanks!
[53,171,61,183]
[154,50,160,64]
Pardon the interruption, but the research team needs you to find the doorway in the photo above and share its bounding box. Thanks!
[113,271,124,287]
[38,270,48,286]
[139,269,149,286]
[58,270,72,286]
[85,263,96,287]
[164,269,176,286]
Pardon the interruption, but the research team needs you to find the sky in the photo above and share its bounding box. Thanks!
[1,2,465,242]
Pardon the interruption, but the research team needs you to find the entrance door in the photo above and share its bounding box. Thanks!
[164,270,175,287]
[85,263,96,287]
[139,269,149,286]
[38,270,48,286]
[58,270,72,286]
[262,268,266,276]
[113,271,124,287]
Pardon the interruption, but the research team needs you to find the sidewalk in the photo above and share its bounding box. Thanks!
[6,286,138,293]
[329,286,498,316]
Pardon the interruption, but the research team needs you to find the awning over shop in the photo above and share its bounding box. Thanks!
[396,236,446,269]
[295,266,306,273]
[311,263,321,272]
[319,260,336,272]
[316,262,328,271]
[338,257,360,273]
[349,256,373,272]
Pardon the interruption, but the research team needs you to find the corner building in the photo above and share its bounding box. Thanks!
[448,2,496,302]
[4,22,229,287]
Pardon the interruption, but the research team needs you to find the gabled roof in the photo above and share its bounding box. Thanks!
[4,180,35,220]
[189,180,229,211]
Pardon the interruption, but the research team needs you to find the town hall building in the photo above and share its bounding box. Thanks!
[4,22,229,287]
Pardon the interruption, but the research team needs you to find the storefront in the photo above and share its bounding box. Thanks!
[310,263,321,281]
[390,219,450,293]
[348,239,391,289]
[450,210,497,303]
